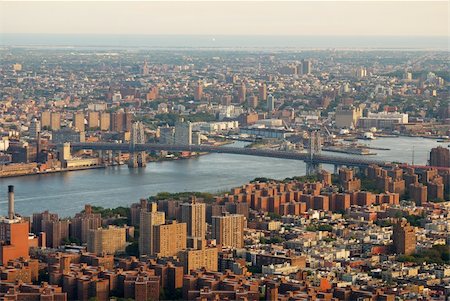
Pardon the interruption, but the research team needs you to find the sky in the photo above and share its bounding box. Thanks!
[0,1,448,37]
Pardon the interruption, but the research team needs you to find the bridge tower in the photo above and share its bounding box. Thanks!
[306,130,322,175]
[128,121,146,168]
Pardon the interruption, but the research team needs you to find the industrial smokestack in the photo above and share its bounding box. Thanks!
[8,185,14,219]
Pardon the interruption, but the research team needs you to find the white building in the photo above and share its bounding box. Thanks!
[262,263,300,275]
[358,111,408,129]
[175,118,192,145]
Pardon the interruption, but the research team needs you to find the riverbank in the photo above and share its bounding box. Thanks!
[0,164,106,179]
[0,140,233,179]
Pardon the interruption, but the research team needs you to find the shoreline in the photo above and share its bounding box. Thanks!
[0,150,217,180]
[0,165,106,180]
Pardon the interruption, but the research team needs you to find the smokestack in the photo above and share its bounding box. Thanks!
[8,185,14,219]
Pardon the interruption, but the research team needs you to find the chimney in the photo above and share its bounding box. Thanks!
[8,185,14,219]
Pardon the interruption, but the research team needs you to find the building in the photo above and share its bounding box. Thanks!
[52,128,85,144]
[50,112,61,130]
[180,197,206,242]
[247,95,258,109]
[29,118,41,139]
[142,60,149,76]
[335,106,362,129]
[258,83,267,101]
[211,213,245,249]
[88,111,100,130]
[153,221,187,257]
[12,63,22,71]
[356,67,367,78]
[0,186,30,265]
[358,112,409,130]
[393,219,416,255]
[267,94,275,113]
[139,203,165,256]
[174,118,192,145]
[111,111,124,132]
[237,83,246,103]
[73,112,85,132]
[146,86,159,101]
[409,183,428,205]
[32,211,69,248]
[194,82,203,101]
[87,226,126,255]
[41,111,51,128]
[179,245,218,273]
[430,146,450,168]
[111,111,133,132]
[301,59,312,75]
[70,205,102,244]
[124,274,160,301]
[99,112,111,131]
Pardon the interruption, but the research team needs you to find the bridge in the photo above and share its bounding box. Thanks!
[69,141,394,173]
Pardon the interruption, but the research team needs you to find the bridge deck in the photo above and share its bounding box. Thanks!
[70,142,392,167]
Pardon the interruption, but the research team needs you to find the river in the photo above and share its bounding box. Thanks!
[0,137,446,217]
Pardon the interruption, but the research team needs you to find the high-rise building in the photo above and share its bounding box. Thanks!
[139,203,165,256]
[194,82,203,101]
[221,95,232,106]
[142,60,149,76]
[180,197,206,241]
[50,112,61,130]
[258,83,267,101]
[430,146,450,168]
[29,118,41,139]
[356,67,367,78]
[0,186,30,265]
[393,219,416,255]
[70,204,102,244]
[32,210,69,248]
[301,59,312,75]
[153,221,187,257]
[409,183,428,205]
[73,112,85,132]
[87,226,126,255]
[211,213,245,249]
[159,126,175,144]
[111,111,124,132]
[124,112,133,132]
[100,112,111,131]
[174,118,192,145]
[267,94,275,113]
[88,111,100,129]
[237,83,246,103]
[247,95,258,109]
[41,111,51,128]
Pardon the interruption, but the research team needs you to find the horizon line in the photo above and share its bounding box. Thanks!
[1,33,449,38]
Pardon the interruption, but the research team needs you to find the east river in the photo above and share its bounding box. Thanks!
[0,137,447,217]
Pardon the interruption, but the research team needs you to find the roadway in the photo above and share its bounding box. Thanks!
[70,142,393,168]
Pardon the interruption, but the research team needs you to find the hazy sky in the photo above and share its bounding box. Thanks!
[0,1,448,36]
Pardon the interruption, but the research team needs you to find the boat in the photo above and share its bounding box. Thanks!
[361,132,376,140]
